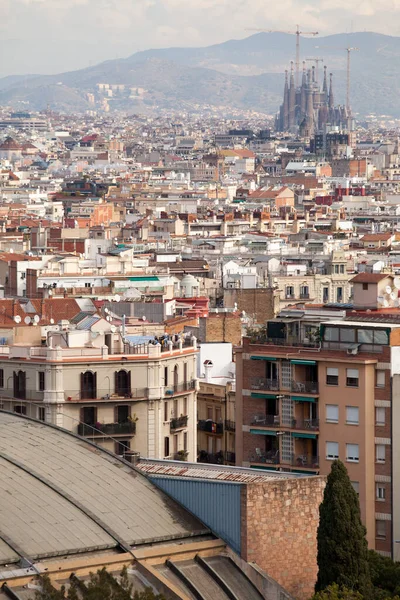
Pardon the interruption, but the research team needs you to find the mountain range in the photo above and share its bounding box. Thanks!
[1,32,400,117]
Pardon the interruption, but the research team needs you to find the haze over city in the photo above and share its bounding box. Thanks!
[0,0,398,76]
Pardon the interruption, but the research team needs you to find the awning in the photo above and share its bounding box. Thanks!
[290,359,317,366]
[251,393,277,399]
[250,429,277,436]
[250,356,276,361]
[292,396,317,403]
[292,432,317,439]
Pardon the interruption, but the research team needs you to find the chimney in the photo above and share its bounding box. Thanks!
[203,360,213,383]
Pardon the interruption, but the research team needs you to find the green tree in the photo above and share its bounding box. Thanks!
[315,460,371,597]
[369,550,400,598]
[312,583,363,600]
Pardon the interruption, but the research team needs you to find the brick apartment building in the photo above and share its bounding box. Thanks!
[236,307,398,557]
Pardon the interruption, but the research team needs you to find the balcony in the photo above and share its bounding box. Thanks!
[299,293,310,300]
[292,454,319,469]
[66,388,147,402]
[251,414,280,427]
[292,418,319,430]
[164,380,196,396]
[170,415,188,431]
[249,377,280,391]
[247,449,280,465]
[77,421,136,437]
[198,450,236,465]
[198,419,223,434]
[291,380,319,394]
[224,420,236,432]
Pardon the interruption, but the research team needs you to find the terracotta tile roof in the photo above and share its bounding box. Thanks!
[350,273,390,284]
[360,233,393,242]
[28,299,86,323]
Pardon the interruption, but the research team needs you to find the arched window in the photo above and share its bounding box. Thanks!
[115,370,131,397]
[80,371,97,400]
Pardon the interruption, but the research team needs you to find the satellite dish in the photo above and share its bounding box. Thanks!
[394,277,400,289]
[24,316,31,325]
[114,294,121,302]
[141,315,147,321]
[14,315,21,324]
[48,289,53,296]
[50,318,55,324]
[383,299,389,307]
[386,285,392,294]
[104,307,109,314]
[106,316,112,322]
[110,325,117,333]
[33,315,40,323]
[391,291,397,301]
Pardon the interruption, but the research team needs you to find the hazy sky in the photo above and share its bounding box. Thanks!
[0,0,398,77]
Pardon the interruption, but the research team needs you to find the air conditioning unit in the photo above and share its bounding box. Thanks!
[347,343,360,356]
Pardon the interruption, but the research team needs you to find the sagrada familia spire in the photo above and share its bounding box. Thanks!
[275,62,349,136]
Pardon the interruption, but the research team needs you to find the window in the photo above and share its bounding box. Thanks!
[346,443,359,462]
[376,370,385,388]
[346,369,359,387]
[286,285,294,298]
[376,407,385,426]
[376,520,386,540]
[38,371,45,392]
[116,405,129,423]
[326,441,339,459]
[335,264,339,274]
[183,432,187,452]
[340,265,345,274]
[0,369,3,388]
[115,439,130,456]
[81,406,97,425]
[326,367,339,386]
[351,481,360,495]
[323,287,329,303]
[362,283,368,291]
[376,444,385,463]
[164,366,168,386]
[164,436,170,458]
[14,405,27,415]
[300,285,309,298]
[337,287,343,302]
[207,406,213,420]
[115,370,131,397]
[38,406,45,422]
[183,397,188,416]
[376,485,386,501]
[341,328,355,343]
[346,406,359,425]
[326,404,339,423]
[164,401,168,422]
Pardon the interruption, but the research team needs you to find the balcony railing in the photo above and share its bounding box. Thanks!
[247,449,280,464]
[170,415,188,431]
[164,380,196,396]
[224,420,236,432]
[249,377,280,391]
[251,414,280,427]
[292,418,319,430]
[197,419,223,434]
[292,454,319,469]
[299,293,310,299]
[291,380,319,394]
[65,388,147,401]
[77,421,136,437]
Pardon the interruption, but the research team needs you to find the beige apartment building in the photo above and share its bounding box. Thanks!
[0,327,198,461]
[236,309,398,558]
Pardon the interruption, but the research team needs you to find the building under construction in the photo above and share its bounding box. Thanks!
[275,62,349,137]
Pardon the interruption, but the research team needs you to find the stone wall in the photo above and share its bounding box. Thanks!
[224,288,278,324]
[241,477,325,600]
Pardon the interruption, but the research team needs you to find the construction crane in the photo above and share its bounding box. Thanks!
[315,45,359,113]
[305,57,324,83]
[246,25,318,87]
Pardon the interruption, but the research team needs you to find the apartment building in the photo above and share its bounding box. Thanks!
[236,308,399,558]
[0,327,198,461]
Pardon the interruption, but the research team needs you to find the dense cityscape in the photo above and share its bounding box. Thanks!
[1,15,400,600]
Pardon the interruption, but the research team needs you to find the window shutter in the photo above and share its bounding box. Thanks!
[114,405,118,422]
[93,372,97,398]
[79,407,84,423]
[127,371,131,394]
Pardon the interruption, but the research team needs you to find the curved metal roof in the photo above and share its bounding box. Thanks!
[0,412,207,566]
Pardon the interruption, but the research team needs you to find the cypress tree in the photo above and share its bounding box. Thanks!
[316,460,371,596]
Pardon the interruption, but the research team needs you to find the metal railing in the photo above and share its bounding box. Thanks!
[65,388,147,401]
[251,414,280,427]
[291,380,319,394]
[249,377,280,391]
[292,418,319,430]
[77,421,136,436]
[247,449,280,464]
[170,415,188,431]
[224,419,236,432]
[197,419,223,434]
[164,380,196,395]
[291,454,319,469]
[248,336,320,348]
[173,451,188,461]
